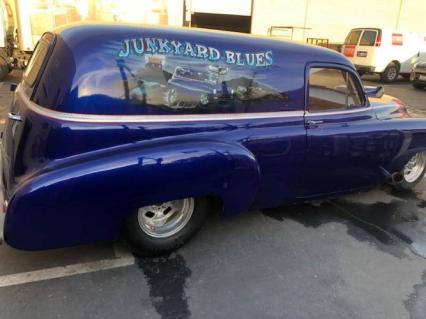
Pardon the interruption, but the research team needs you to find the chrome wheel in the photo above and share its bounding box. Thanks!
[167,88,177,106]
[137,198,194,238]
[403,152,426,183]
[200,93,209,105]
[387,67,397,81]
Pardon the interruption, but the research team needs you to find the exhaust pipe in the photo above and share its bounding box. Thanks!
[380,166,404,184]
[391,172,404,184]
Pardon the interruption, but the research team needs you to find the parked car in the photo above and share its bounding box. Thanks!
[410,62,426,90]
[166,66,233,109]
[342,28,426,82]
[2,24,426,255]
[166,66,217,108]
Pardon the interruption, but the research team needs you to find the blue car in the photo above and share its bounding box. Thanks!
[1,24,426,255]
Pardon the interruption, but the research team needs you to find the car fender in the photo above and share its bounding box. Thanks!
[4,139,261,250]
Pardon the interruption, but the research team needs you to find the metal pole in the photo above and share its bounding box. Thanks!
[250,0,254,34]
[302,0,310,41]
[182,0,186,27]
[396,0,403,29]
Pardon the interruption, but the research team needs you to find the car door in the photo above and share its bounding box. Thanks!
[355,29,379,64]
[300,64,387,198]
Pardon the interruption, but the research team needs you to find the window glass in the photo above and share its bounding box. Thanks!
[344,30,361,45]
[58,38,293,115]
[308,68,364,112]
[108,59,288,115]
[23,34,53,87]
[359,30,377,46]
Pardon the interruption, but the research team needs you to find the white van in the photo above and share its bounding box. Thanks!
[342,28,426,82]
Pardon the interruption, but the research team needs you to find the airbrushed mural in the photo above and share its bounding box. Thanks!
[74,37,287,115]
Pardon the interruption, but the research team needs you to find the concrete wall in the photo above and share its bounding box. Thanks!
[251,0,426,43]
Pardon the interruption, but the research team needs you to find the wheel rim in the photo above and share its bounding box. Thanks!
[168,89,177,106]
[137,198,194,238]
[388,67,397,80]
[403,152,426,183]
[200,94,209,105]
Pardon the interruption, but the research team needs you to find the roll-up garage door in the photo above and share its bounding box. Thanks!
[190,0,252,33]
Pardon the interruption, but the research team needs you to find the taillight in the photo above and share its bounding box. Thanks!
[343,45,356,57]
[375,34,381,47]
[391,98,407,117]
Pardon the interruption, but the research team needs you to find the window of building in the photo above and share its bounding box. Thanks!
[308,68,364,112]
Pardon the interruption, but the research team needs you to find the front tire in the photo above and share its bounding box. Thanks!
[122,197,209,256]
[380,62,399,83]
[396,152,426,191]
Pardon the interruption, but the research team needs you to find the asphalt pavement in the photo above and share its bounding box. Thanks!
[0,72,425,319]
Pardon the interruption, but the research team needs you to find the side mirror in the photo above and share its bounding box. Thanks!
[364,86,384,98]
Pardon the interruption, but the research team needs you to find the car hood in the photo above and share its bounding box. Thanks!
[368,94,397,106]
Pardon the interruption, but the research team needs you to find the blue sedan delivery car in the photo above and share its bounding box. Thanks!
[2,24,426,255]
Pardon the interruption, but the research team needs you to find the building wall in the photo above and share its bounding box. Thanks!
[251,0,426,43]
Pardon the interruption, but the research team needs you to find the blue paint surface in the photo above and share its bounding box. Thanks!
[2,24,426,250]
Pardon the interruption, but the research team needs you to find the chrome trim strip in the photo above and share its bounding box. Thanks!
[305,106,372,117]
[8,112,22,122]
[19,90,305,123]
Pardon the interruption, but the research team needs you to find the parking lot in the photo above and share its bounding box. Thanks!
[0,72,425,319]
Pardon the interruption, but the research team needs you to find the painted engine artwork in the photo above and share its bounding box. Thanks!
[76,37,284,115]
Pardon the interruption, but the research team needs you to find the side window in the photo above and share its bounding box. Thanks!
[359,30,377,46]
[23,34,53,87]
[117,56,289,114]
[308,68,364,112]
[68,49,292,115]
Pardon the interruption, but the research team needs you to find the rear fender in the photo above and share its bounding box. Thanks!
[5,140,260,250]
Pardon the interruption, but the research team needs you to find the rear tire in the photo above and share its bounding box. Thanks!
[0,56,9,81]
[413,82,425,90]
[122,197,209,256]
[380,62,399,83]
[395,152,426,191]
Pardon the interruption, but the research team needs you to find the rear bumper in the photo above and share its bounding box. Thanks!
[354,65,376,73]
[411,71,426,84]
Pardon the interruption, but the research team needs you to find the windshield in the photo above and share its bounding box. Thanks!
[23,33,54,87]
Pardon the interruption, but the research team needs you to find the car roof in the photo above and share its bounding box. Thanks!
[53,23,351,67]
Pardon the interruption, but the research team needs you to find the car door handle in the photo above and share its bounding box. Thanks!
[305,119,323,129]
[8,112,22,122]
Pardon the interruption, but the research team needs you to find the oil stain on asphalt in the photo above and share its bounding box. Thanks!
[405,270,426,319]
[263,186,426,259]
[136,253,191,319]
[263,186,426,318]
